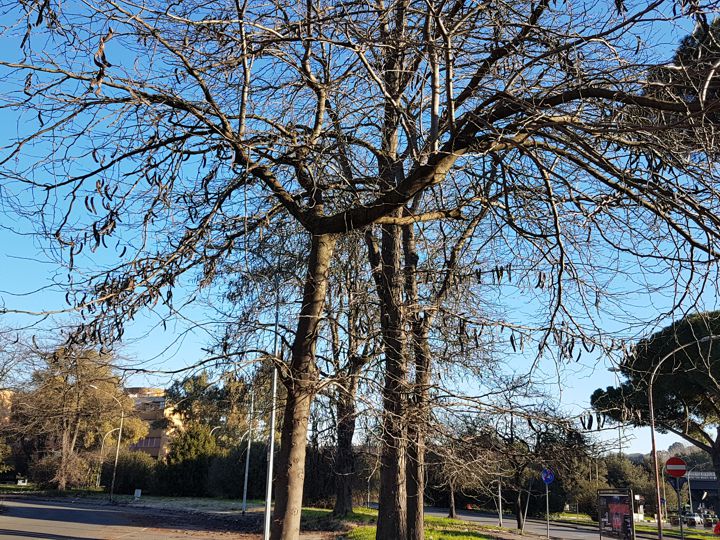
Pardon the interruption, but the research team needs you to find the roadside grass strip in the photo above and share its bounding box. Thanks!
[343,523,498,540]
[634,523,719,539]
[321,508,505,540]
[551,512,594,522]
[301,506,378,525]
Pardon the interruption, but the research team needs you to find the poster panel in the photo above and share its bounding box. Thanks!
[598,489,635,540]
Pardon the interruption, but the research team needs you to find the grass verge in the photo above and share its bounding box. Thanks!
[635,523,718,539]
[343,523,498,540]
[308,507,507,539]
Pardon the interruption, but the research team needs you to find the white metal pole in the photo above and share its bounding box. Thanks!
[242,390,254,515]
[263,367,278,539]
[522,479,533,534]
[546,482,550,539]
[498,479,503,527]
[109,409,124,502]
[678,485,685,540]
[263,292,280,540]
[649,376,664,540]
[643,337,715,539]
[97,427,119,488]
[663,469,667,520]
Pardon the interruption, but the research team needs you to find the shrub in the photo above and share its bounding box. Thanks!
[101,450,157,494]
[155,424,218,496]
[30,453,93,489]
[207,442,267,499]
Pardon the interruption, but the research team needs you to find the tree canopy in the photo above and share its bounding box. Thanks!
[591,311,720,455]
[591,309,720,517]
[10,345,147,489]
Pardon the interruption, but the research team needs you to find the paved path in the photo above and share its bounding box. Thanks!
[0,498,248,539]
[0,498,320,539]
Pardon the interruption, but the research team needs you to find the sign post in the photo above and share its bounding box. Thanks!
[598,489,636,540]
[541,468,555,539]
[666,457,687,540]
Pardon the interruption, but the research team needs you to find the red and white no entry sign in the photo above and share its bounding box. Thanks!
[665,456,687,478]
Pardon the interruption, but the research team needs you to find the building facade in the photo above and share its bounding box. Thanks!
[125,387,181,460]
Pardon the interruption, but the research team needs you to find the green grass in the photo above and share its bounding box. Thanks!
[634,523,718,539]
[344,523,497,540]
[344,526,376,540]
[0,487,267,513]
[0,483,41,493]
[336,509,502,540]
[552,511,593,521]
[0,484,106,497]
[301,506,379,532]
[302,506,377,523]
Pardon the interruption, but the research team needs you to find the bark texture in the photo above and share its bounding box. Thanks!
[373,217,409,540]
[448,480,457,519]
[404,223,432,540]
[333,371,360,517]
[271,233,337,540]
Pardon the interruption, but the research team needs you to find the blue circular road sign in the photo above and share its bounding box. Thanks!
[541,468,555,485]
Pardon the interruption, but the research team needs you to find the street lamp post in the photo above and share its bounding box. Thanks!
[242,389,254,515]
[97,427,120,488]
[497,478,503,527]
[263,287,281,540]
[646,335,718,540]
[90,385,125,503]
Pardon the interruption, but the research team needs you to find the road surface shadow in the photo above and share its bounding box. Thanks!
[4,499,263,535]
[0,529,93,540]
[6,502,132,527]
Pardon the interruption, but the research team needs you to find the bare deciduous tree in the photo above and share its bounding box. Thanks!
[4,0,720,538]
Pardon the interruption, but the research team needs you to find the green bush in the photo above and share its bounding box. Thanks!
[207,442,267,499]
[155,424,218,496]
[101,450,157,494]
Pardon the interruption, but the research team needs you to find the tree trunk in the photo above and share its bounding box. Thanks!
[406,425,423,539]
[514,490,524,530]
[270,233,337,540]
[405,222,431,540]
[406,331,430,539]
[333,373,359,517]
[57,429,70,491]
[373,219,409,540]
[448,479,457,519]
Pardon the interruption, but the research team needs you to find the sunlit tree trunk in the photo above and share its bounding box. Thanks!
[271,233,337,540]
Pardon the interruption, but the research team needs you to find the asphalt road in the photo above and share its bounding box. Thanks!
[425,508,604,539]
[424,508,717,539]
[0,498,248,539]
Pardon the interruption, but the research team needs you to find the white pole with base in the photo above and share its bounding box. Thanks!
[262,290,280,540]
[498,479,503,527]
[546,481,550,539]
